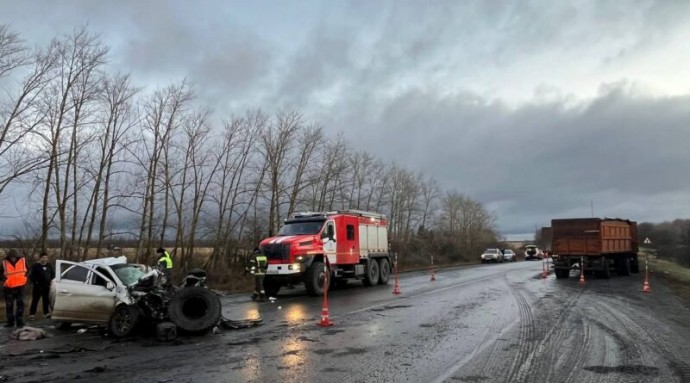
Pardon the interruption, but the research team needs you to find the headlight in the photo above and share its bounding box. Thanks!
[288,263,301,271]
[296,256,304,261]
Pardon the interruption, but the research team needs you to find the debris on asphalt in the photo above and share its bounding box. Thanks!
[219,317,263,330]
[9,326,48,341]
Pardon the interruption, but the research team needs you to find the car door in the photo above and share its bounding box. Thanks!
[51,261,117,324]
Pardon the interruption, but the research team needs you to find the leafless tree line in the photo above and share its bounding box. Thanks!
[0,26,498,270]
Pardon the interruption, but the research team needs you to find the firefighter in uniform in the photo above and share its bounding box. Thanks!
[156,248,173,282]
[1,249,28,328]
[247,250,268,301]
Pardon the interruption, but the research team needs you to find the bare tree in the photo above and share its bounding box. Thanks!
[0,27,56,197]
[285,124,322,217]
[80,73,138,257]
[34,28,108,255]
[419,176,440,230]
[207,110,264,268]
[133,81,193,262]
[258,110,301,236]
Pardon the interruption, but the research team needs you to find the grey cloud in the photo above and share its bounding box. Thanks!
[3,0,690,237]
[330,82,690,235]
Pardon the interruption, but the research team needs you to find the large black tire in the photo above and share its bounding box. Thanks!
[109,304,140,338]
[305,261,327,296]
[555,269,569,279]
[378,258,391,285]
[363,258,380,286]
[263,278,282,297]
[168,287,221,333]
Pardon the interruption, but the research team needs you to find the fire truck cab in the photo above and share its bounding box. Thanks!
[258,210,392,296]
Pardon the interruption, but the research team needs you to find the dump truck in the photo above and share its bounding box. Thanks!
[258,210,392,296]
[551,218,639,279]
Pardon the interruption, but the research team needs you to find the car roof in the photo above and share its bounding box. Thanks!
[83,256,128,266]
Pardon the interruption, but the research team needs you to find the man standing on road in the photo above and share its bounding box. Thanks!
[246,249,268,301]
[1,249,28,328]
[156,248,173,282]
[29,253,54,320]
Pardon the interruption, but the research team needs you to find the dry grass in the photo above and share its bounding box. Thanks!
[647,256,690,284]
[640,251,690,306]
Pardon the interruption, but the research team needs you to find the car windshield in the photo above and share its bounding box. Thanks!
[485,249,499,254]
[111,264,148,286]
[278,220,325,236]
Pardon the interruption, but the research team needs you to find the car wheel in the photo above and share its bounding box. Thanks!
[167,287,222,333]
[109,304,140,338]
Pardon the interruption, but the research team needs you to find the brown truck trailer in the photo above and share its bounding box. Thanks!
[551,218,639,279]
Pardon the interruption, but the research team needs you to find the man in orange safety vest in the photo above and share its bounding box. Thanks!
[1,249,29,328]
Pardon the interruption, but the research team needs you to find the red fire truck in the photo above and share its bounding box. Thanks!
[258,210,392,296]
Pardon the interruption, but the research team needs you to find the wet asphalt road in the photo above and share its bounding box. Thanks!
[2,260,690,383]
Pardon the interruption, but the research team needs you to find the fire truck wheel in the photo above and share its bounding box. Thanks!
[363,258,380,286]
[378,258,390,285]
[305,261,326,296]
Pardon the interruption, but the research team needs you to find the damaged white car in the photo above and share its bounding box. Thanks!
[49,256,221,338]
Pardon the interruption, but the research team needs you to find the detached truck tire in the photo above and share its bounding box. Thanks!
[168,287,221,333]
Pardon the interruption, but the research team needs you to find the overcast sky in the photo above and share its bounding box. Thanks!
[2,0,690,239]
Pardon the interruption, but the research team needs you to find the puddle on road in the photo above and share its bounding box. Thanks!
[584,365,660,376]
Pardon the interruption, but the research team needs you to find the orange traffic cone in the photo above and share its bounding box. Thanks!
[318,259,334,327]
[392,254,401,295]
[318,304,334,327]
[641,278,651,294]
[641,259,651,294]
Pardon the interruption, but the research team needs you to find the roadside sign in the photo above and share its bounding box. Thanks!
[643,237,651,244]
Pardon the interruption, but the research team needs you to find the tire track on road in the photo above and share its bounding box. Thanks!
[508,284,587,383]
[506,289,536,382]
[601,298,690,382]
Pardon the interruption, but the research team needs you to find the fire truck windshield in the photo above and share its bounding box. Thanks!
[278,220,325,236]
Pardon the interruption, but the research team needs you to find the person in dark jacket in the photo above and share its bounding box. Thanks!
[1,249,28,328]
[29,253,54,320]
